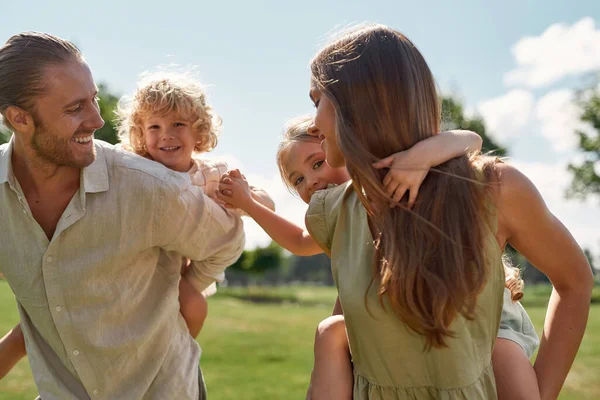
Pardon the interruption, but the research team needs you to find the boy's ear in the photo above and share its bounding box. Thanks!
[4,106,35,135]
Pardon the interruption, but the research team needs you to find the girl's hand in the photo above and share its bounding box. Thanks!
[217,169,254,211]
[372,130,482,208]
[372,148,429,208]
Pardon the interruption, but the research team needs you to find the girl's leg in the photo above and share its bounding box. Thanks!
[178,278,209,338]
[307,315,353,400]
[0,323,27,380]
[493,338,540,400]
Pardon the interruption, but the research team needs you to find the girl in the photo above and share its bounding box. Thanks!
[0,71,274,380]
[218,115,538,399]
[304,24,591,400]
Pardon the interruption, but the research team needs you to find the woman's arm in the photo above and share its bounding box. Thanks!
[373,130,483,206]
[218,172,323,256]
[496,163,594,400]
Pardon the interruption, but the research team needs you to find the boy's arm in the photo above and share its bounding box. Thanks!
[373,130,483,207]
[217,172,322,256]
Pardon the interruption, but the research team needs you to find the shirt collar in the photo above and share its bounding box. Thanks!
[82,141,109,193]
[0,134,15,185]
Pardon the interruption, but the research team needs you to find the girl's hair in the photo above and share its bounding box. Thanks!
[116,72,221,157]
[311,24,503,349]
[276,114,320,191]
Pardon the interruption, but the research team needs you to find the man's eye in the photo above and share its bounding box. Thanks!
[294,176,304,186]
[313,160,324,170]
[69,105,83,113]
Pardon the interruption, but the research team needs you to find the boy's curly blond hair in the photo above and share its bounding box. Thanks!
[116,71,222,157]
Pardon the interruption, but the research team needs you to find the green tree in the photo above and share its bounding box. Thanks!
[441,96,507,156]
[567,81,600,201]
[584,248,596,277]
[250,241,284,275]
[0,127,8,145]
[95,83,120,145]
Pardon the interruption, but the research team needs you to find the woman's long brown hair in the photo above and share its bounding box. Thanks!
[311,24,498,349]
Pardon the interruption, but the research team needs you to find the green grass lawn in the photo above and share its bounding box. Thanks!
[0,282,598,399]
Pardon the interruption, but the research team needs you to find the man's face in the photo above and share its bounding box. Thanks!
[29,61,105,168]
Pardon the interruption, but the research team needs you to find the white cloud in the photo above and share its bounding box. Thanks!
[477,89,534,138]
[504,17,600,88]
[535,89,583,152]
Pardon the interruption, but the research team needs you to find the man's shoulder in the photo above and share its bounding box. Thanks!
[96,140,189,189]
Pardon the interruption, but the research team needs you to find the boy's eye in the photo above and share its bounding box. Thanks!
[294,176,304,186]
[148,125,160,130]
[174,122,186,127]
[313,160,324,170]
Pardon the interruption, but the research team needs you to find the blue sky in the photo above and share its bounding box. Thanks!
[1,1,599,259]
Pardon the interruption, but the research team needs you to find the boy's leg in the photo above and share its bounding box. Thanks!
[179,278,209,338]
[308,315,353,400]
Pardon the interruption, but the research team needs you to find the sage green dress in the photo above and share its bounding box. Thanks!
[306,182,506,399]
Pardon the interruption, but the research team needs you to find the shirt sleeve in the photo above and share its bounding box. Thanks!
[305,182,350,256]
[157,173,245,292]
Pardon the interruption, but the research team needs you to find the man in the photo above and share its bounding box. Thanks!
[0,32,244,399]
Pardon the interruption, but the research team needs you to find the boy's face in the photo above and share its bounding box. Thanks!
[284,140,350,204]
[142,111,198,172]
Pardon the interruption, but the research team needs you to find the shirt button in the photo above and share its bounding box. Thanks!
[55,306,62,312]
[46,256,53,263]
[72,350,80,356]
[93,389,99,395]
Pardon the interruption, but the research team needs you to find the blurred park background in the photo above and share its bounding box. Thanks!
[1,0,599,399]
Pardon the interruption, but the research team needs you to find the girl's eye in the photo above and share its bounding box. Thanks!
[294,176,304,186]
[174,122,186,127]
[148,125,160,130]
[313,99,320,108]
[313,160,324,170]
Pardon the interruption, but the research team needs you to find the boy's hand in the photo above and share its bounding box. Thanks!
[372,148,430,208]
[217,169,254,211]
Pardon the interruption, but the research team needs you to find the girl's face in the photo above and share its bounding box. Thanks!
[142,111,198,172]
[284,140,350,204]
[309,86,345,168]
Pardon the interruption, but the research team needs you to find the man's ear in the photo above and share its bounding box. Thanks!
[4,106,35,135]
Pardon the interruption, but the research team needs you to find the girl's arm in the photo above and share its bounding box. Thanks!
[217,171,322,256]
[0,323,27,380]
[496,163,593,400]
[373,130,482,207]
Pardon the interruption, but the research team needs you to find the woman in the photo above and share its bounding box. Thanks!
[305,24,592,399]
